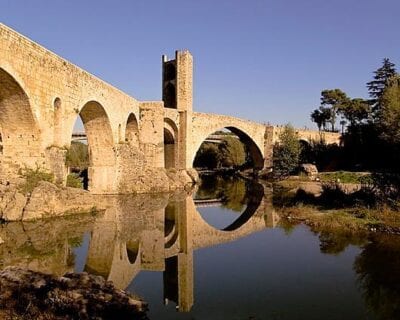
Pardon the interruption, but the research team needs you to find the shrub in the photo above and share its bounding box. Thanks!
[273,124,301,177]
[18,166,54,195]
[66,173,83,189]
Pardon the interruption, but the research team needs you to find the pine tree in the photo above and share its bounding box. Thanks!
[367,58,397,111]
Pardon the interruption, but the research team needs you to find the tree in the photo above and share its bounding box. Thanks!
[310,106,331,131]
[273,124,301,177]
[311,109,323,131]
[367,58,397,112]
[340,120,347,134]
[320,89,349,131]
[337,98,370,127]
[219,136,246,168]
[193,142,220,169]
[378,75,400,144]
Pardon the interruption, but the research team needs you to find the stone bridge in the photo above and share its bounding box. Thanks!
[0,24,340,193]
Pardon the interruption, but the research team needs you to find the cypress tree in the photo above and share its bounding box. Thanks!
[367,58,397,112]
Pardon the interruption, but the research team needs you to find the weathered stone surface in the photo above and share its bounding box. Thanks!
[166,168,197,191]
[22,181,102,221]
[2,191,27,221]
[0,266,148,320]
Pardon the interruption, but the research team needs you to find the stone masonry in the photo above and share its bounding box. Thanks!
[0,24,340,193]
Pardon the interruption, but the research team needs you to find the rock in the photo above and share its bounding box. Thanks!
[2,191,27,221]
[0,266,148,319]
[0,237,4,245]
[300,163,318,178]
[22,181,103,221]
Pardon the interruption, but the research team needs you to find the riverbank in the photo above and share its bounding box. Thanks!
[274,178,400,236]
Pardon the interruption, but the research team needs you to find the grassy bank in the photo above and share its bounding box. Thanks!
[274,179,400,235]
[277,205,400,235]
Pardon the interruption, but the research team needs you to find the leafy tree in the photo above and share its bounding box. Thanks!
[320,89,349,131]
[193,142,220,169]
[273,124,301,177]
[338,98,371,127]
[310,109,324,131]
[219,136,246,168]
[378,75,400,144]
[311,106,331,131]
[367,58,397,112]
[193,135,246,169]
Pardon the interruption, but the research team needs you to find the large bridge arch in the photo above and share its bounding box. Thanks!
[0,67,42,167]
[190,113,266,170]
[67,100,117,193]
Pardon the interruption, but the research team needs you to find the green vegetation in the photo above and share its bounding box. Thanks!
[18,166,54,195]
[273,124,301,177]
[66,173,84,189]
[302,58,400,211]
[194,133,246,169]
[65,141,89,169]
[274,179,400,234]
[196,175,247,212]
[319,171,368,184]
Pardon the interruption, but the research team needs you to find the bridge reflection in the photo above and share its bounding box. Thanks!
[82,182,278,312]
[0,182,278,313]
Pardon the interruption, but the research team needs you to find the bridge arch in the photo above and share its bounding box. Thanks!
[0,67,41,165]
[125,113,139,146]
[69,100,116,193]
[192,126,264,170]
[164,118,179,168]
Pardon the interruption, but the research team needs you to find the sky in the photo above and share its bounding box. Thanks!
[1,0,399,128]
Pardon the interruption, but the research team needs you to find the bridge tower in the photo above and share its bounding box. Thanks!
[161,51,193,170]
[162,50,193,111]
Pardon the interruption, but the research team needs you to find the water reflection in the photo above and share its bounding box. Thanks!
[0,177,400,319]
[354,234,400,319]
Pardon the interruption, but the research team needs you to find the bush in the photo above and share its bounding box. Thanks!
[66,173,83,189]
[18,166,54,195]
[273,124,301,177]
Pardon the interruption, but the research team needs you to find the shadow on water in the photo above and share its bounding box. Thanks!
[0,178,400,319]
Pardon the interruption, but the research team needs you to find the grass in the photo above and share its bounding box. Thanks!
[273,179,400,234]
[319,171,369,184]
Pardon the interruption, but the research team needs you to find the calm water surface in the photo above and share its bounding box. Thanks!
[1,176,399,319]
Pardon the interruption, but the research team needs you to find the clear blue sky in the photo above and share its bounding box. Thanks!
[1,0,399,128]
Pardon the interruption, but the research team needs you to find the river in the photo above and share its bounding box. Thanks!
[1,176,399,319]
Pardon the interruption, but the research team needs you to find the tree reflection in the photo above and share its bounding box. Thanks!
[354,234,400,319]
[195,175,248,212]
[318,231,367,255]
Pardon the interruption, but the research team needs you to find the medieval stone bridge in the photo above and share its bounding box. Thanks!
[0,24,340,194]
